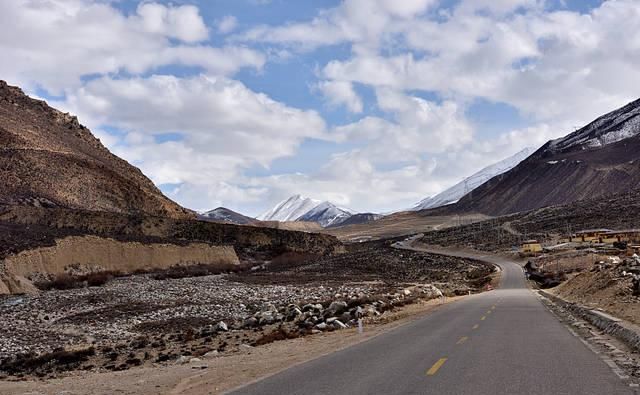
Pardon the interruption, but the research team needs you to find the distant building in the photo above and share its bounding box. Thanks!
[521,240,542,254]
[601,229,640,244]
[566,229,640,245]
[570,229,613,243]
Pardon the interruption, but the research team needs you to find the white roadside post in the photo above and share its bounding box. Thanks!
[358,318,363,334]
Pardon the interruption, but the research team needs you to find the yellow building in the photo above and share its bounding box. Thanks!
[571,229,612,243]
[521,240,542,254]
[601,229,640,244]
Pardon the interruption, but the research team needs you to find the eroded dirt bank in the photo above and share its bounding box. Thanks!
[0,235,239,294]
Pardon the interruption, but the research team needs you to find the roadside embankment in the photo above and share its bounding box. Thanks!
[540,290,640,353]
[0,235,239,294]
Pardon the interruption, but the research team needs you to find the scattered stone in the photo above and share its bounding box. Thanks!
[332,320,347,329]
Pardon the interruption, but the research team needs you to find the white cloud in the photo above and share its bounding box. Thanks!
[6,0,640,214]
[218,15,238,34]
[0,1,263,93]
[316,80,363,113]
[336,89,474,159]
[57,74,328,211]
[244,0,640,126]
[136,2,209,42]
[239,0,437,51]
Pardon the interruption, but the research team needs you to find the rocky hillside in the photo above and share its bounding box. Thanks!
[420,188,640,252]
[0,81,191,219]
[451,98,640,216]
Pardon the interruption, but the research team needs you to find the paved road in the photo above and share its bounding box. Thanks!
[231,247,637,395]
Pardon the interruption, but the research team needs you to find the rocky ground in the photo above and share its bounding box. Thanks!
[0,243,494,380]
[550,254,640,326]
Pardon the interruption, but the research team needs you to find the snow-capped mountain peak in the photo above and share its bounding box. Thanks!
[258,195,359,227]
[257,194,322,222]
[411,147,536,211]
[296,201,355,227]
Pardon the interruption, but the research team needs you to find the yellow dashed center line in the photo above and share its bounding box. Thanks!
[426,358,448,376]
[472,324,479,330]
[492,306,496,310]
[487,310,492,314]
[456,336,468,345]
[481,316,486,321]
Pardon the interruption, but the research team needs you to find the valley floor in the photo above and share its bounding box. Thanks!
[0,241,494,388]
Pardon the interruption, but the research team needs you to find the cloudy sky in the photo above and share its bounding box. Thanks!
[3,0,640,216]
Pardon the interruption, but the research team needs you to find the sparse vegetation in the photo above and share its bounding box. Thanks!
[0,347,95,376]
[253,327,302,346]
[35,271,123,290]
[150,263,252,280]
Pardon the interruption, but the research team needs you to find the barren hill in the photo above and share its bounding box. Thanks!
[451,98,640,216]
[0,81,192,219]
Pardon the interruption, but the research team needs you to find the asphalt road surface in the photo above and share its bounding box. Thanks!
[230,247,637,395]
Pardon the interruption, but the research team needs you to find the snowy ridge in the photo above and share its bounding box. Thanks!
[297,201,355,227]
[258,194,322,222]
[259,195,357,227]
[411,147,536,211]
[550,98,640,151]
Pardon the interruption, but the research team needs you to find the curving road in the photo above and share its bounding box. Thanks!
[230,246,637,395]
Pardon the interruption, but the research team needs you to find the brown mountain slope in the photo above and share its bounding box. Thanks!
[0,80,192,219]
[451,98,640,216]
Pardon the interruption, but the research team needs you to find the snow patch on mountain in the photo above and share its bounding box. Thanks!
[200,207,255,225]
[258,194,322,222]
[259,195,358,227]
[550,98,640,151]
[411,147,536,211]
[296,201,355,227]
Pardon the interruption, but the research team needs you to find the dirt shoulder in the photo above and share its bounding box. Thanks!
[0,296,464,395]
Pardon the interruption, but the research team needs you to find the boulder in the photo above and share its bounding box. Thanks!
[339,312,352,324]
[243,317,258,328]
[324,301,348,317]
[332,320,347,329]
[216,321,229,332]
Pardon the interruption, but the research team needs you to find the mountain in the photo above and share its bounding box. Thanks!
[199,207,256,225]
[0,80,192,219]
[258,195,322,222]
[451,98,640,216]
[259,195,360,228]
[411,147,536,211]
[327,213,384,228]
[296,201,355,227]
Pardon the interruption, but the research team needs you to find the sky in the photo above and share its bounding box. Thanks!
[2,0,640,216]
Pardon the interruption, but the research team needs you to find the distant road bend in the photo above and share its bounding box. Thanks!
[231,244,637,395]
